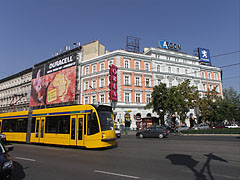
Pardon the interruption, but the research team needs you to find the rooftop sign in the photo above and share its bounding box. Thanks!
[159,40,181,51]
[198,48,211,64]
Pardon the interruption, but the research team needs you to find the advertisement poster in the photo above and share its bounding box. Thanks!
[30,55,77,107]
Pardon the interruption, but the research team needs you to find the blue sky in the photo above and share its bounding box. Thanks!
[0,0,239,93]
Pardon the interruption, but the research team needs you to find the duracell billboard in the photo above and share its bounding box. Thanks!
[30,54,77,107]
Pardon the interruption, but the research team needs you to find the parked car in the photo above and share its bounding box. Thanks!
[177,125,189,131]
[193,124,210,130]
[115,127,121,138]
[0,133,6,144]
[226,124,239,128]
[211,124,226,129]
[0,142,14,179]
[136,125,168,139]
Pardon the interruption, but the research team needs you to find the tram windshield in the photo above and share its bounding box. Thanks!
[98,111,114,131]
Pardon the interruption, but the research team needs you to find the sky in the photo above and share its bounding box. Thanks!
[0,0,239,93]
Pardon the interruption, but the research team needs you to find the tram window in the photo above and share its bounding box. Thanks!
[2,118,28,132]
[45,116,70,134]
[87,113,99,135]
[98,112,114,131]
[31,118,36,133]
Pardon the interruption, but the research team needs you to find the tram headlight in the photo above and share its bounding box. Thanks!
[102,133,105,138]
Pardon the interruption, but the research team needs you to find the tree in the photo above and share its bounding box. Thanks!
[175,80,199,124]
[145,80,199,125]
[145,83,168,125]
[198,88,218,124]
[213,87,240,124]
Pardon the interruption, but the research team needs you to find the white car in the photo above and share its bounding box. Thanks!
[115,128,121,138]
[193,124,209,130]
[177,126,189,131]
[226,124,239,128]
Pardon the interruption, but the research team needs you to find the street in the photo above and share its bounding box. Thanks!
[9,135,240,180]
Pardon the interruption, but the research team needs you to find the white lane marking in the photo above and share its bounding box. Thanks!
[94,170,140,179]
[15,157,36,162]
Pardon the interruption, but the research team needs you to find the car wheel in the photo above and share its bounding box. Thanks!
[139,133,144,138]
[159,134,164,139]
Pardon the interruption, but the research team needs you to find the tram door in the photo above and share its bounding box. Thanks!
[70,115,84,146]
[35,117,45,143]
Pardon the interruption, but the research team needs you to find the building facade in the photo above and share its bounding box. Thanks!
[0,40,222,129]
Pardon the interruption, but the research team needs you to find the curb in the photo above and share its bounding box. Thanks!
[182,134,240,137]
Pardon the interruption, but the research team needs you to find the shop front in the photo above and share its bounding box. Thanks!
[141,117,159,129]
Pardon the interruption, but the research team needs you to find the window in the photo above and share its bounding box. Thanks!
[124,76,130,86]
[125,60,129,68]
[202,72,205,78]
[157,65,160,72]
[45,116,70,134]
[145,63,149,71]
[92,95,96,104]
[100,78,104,88]
[203,84,206,91]
[185,69,188,74]
[167,56,171,60]
[214,73,218,80]
[85,67,89,75]
[100,94,104,103]
[125,93,130,103]
[2,118,28,132]
[194,71,197,77]
[92,80,96,89]
[98,111,114,131]
[135,61,140,70]
[146,94,151,103]
[168,67,171,73]
[85,96,89,104]
[92,65,97,73]
[146,78,150,87]
[87,113,99,135]
[84,81,89,90]
[100,62,105,71]
[177,68,180,74]
[109,60,113,66]
[158,79,161,85]
[209,84,213,91]
[208,72,211,79]
[136,93,141,103]
[135,77,140,86]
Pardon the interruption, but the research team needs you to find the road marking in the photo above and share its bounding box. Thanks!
[15,157,36,162]
[94,170,140,179]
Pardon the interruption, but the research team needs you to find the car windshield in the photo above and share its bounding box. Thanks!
[0,143,5,153]
[98,111,114,131]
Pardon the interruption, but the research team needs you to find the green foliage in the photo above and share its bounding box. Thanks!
[145,80,199,124]
[145,81,239,125]
[213,87,240,123]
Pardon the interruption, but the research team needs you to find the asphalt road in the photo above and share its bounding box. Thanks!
[8,135,240,180]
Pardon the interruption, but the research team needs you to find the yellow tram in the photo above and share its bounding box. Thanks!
[0,104,117,148]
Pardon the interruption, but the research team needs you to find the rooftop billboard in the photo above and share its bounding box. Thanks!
[198,48,211,64]
[30,54,77,107]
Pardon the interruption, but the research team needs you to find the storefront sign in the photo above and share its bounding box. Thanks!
[109,64,118,101]
[159,40,181,51]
